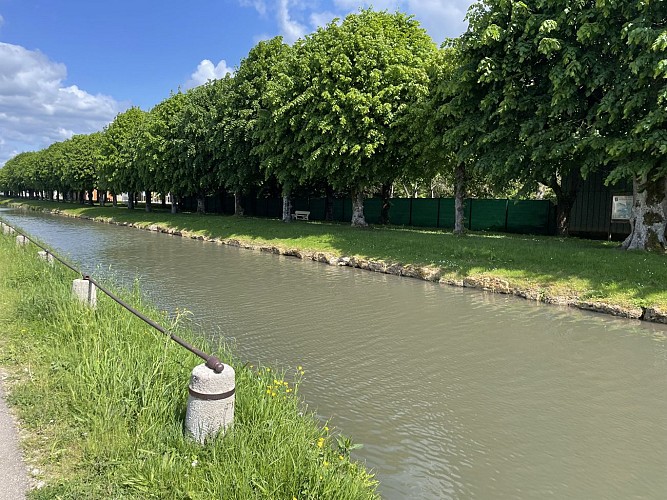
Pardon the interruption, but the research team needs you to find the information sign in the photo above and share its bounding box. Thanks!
[611,195,633,221]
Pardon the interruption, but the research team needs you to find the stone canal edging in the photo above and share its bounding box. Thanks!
[10,204,667,325]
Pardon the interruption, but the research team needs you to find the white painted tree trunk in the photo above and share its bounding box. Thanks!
[622,175,667,251]
[351,190,367,227]
[282,194,292,223]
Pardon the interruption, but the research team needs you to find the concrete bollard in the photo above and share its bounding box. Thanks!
[38,250,55,264]
[185,363,235,443]
[72,278,97,307]
[16,235,28,247]
[3,225,14,235]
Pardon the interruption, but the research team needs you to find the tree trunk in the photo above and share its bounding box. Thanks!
[622,175,667,251]
[454,163,466,235]
[234,191,244,216]
[127,192,135,210]
[99,190,105,207]
[555,199,574,236]
[351,189,367,227]
[282,193,292,223]
[550,170,581,237]
[145,190,152,212]
[196,195,206,214]
[379,182,392,225]
[79,190,85,205]
[112,192,117,207]
[324,185,334,221]
[87,190,94,206]
[170,193,179,214]
[161,193,166,208]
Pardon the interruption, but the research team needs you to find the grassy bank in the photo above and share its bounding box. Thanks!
[0,230,378,498]
[3,198,667,315]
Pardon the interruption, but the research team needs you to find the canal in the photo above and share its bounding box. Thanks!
[2,208,667,499]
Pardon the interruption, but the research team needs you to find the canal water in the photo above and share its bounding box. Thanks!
[3,208,667,499]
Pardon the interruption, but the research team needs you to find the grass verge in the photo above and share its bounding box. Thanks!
[3,198,666,313]
[0,230,378,499]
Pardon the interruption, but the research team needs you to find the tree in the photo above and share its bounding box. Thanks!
[172,83,221,213]
[139,92,187,213]
[591,0,666,250]
[258,9,437,226]
[414,47,468,233]
[61,133,103,204]
[101,107,148,209]
[212,38,293,217]
[437,0,616,235]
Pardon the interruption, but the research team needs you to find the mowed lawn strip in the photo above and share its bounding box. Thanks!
[3,198,666,311]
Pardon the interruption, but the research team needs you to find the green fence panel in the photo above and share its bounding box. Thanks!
[332,198,353,222]
[332,199,345,221]
[292,198,310,212]
[506,200,551,234]
[308,198,326,220]
[205,195,223,214]
[411,199,439,227]
[389,198,412,225]
[469,199,507,231]
[185,195,551,234]
[268,198,282,218]
[363,198,383,224]
[438,198,456,229]
[254,198,268,217]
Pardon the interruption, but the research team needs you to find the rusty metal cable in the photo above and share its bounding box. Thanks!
[2,220,224,373]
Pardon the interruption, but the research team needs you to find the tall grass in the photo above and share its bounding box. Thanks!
[0,231,378,499]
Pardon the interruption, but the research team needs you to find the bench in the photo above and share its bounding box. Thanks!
[292,210,310,221]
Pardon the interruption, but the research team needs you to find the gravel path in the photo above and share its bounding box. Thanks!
[0,374,28,499]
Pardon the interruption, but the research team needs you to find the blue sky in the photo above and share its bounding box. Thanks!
[0,0,474,166]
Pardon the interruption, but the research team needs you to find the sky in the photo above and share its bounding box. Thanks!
[0,0,474,166]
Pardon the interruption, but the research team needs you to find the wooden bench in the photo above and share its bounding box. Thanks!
[292,210,310,220]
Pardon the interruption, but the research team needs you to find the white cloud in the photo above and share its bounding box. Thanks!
[240,0,268,16]
[0,42,125,166]
[309,10,338,29]
[239,0,311,44]
[407,0,471,43]
[251,0,473,45]
[185,59,233,89]
[278,0,308,44]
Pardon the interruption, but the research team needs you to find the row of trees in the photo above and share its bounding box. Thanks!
[1,3,665,250]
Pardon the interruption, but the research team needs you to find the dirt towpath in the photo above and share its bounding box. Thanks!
[0,374,28,499]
